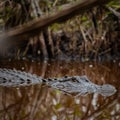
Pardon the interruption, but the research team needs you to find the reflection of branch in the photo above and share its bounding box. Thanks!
[0,89,22,118]
[29,85,45,119]
[108,7,120,19]
[0,85,48,119]
[40,61,48,77]
[85,96,118,119]
[0,102,22,118]
[81,95,93,120]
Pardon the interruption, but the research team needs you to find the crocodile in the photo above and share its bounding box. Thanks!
[0,68,117,97]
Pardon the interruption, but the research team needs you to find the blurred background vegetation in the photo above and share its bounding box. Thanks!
[0,0,120,61]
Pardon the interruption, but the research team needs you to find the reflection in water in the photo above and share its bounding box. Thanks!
[0,60,120,120]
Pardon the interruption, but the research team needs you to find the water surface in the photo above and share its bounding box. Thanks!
[0,59,119,120]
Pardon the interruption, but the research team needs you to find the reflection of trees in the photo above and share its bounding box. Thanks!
[86,97,119,120]
[0,60,119,119]
[0,85,119,120]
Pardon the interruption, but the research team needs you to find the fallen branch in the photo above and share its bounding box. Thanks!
[0,0,112,43]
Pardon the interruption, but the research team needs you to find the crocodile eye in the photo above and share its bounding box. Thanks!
[85,79,89,82]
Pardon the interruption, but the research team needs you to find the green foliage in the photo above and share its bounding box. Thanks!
[81,16,88,22]
[55,103,62,109]
[107,0,120,8]
[50,23,61,31]
[4,6,13,21]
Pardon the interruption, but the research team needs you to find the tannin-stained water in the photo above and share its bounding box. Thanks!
[0,59,119,120]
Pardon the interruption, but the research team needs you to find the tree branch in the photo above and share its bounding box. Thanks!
[0,0,112,43]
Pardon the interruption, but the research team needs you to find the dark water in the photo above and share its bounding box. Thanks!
[0,59,119,120]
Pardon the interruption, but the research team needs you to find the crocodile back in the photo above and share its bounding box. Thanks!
[0,68,117,96]
[0,68,42,87]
